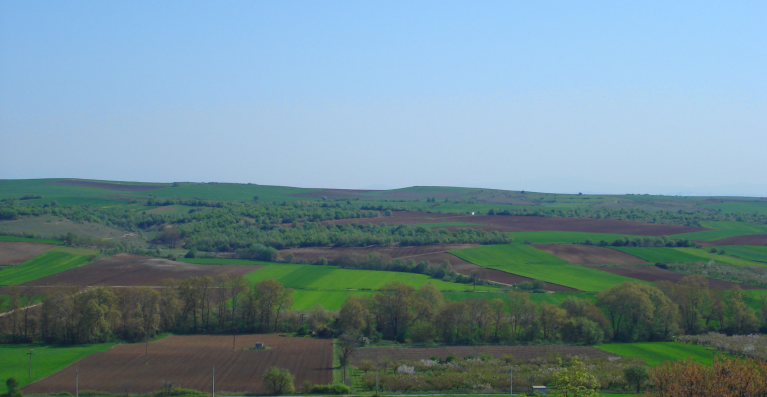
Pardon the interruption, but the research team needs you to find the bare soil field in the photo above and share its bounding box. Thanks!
[278,245,578,292]
[351,345,611,364]
[589,265,763,290]
[0,241,56,265]
[49,179,170,191]
[532,244,647,265]
[23,334,332,395]
[324,211,705,236]
[18,254,263,287]
[697,234,767,247]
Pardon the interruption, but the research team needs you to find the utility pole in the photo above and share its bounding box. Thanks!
[509,366,513,395]
[76,366,79,397]
[27,349,33,379]
[145,338,149,364]
[212,366,215,397]
[232,334,236,351]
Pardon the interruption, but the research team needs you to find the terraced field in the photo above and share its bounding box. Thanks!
[449,244,637,291]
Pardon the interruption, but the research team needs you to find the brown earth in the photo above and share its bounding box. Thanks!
[351,345,612,364]
[532,244,647,265]
[23,334,332,395]
[324,211,705,236]
[589,265,764,290]
[0,241,57,265]
[48,179,170,191]
[696,234,767,247]
[17,254,263,287]
[279,245,578,292]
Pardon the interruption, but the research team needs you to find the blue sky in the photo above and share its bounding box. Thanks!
[1,1,765,195]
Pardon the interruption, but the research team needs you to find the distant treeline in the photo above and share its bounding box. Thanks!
[2,275,762,346]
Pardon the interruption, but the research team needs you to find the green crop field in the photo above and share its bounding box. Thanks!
[508,231,642,244]
[715,245,767,263]
[0,236,62,245]
[0,248,95,286]
[671,221,767,241]
[292,290,375,310]
[674,247,766,267]
[0,343,115,388]
[449,244,637,292]
[611,247,709,263]
[700,201,767,215]
[244,264,499,292]
[596,342,726,366]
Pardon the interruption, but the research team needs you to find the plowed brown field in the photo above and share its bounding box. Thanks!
[49,180,169,191]
[697,234,767,247]
[23,335,332,395]
[18,254,263,287]
[351,345,610,364]
[532,244,647,265]
[0,241,57,265]
[589,265,763,290]
[324,211,704,236]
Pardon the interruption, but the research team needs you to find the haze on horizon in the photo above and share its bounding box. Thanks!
[1,1,765,197]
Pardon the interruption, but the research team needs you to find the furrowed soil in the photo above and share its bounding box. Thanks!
[324,211,704,236]
[48,179,170,191]
[22,334,332,395]
[697,234,767,247]
[278,245,578,292]
[351,345,611,364]
[17,254,263,287]
[0,241,57,265]
[589,265,763,290]
[532,244,647,265]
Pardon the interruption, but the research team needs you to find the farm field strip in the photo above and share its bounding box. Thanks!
[508,231,644,244]
[22,335,332,395]
[611,247,710,263]
[596,342,726,366]
[0,249,94,286]
[0,343,115,388]
[589,265,762,290]
[243,264,499,292]
[351,345,611,364]
[0,236,62,245]
[292,290,375,310]
[671,221,767,241]
[715,245,767,263]
[449,244,638,292]
[0,241,58,265]
[533,244,647,265]
[673,247,766,267]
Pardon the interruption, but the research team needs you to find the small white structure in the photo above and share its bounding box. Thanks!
[255,342,264,349]
[470,212,475,215]
[532,385,547,394]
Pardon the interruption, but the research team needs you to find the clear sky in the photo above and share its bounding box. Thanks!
[1,1,765,196]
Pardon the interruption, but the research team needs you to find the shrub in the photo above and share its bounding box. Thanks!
[3,378,22,397]
[262,367,295,395]
[310,384,350,395]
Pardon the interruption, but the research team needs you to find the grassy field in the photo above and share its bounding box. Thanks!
[611,247,709,263]
[243,264,500,292]
[508,231,642,244]
[716,245,767,263]
[596,342,725,366]
[0,248,95,286]
[0,343,115,388]
[0,235,62,245]
[449,244,637,292]
[671,221,767,241]
[700,201,767,215]
[674,247,766,267]
[292,290,375,310]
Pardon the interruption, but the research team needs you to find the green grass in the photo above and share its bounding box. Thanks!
[292,290,375,310]
[671,221,767,241]
[611,247,709,263]
[596,342,726,366]
[674,247,766,267]
[0,249,95,286]
[0,236,62,245]
[508,231,642,244]
[0,343,115,388]
[449,244,638,292]
[243,264,499,292]
[700,201,767,215]
[715,245,767,263]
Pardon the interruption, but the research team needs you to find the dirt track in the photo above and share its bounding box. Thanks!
[533,244,647,265]
[697,234,767,247]
[17,254,263,287]
[23,334,332,395]
[589,265,763,290]
[324,211,705,236]
[351,345,611,364]
[0,241,57,265]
